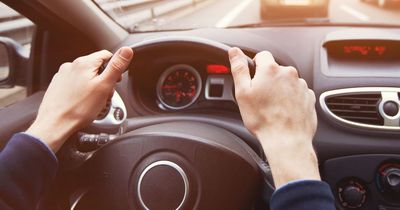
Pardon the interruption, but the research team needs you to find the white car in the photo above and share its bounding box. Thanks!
[260,0,330,20]
[361,0,400,8]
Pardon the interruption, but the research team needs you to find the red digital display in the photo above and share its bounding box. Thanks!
[326,40,400,61]
[343,45,387,56]
[207,64,229,74]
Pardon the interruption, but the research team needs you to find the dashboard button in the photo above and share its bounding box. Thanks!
[338,180,367,209]
[114,107,124,121]
[383,101,399,117]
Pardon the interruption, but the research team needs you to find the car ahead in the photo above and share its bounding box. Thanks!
[259,0,330,20]
[361,0,400,7]
[1,0,400,209]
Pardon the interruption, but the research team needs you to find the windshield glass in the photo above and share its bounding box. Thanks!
[93,0,400,32]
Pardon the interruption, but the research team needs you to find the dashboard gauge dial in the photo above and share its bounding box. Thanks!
[157,64,202,110]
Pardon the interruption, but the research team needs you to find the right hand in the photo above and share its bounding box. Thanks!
[228,47,320,188]
[27,47,133,152]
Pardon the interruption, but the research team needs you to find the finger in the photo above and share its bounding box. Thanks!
[308,89,316,104]
[229,47,251,94]
[282,66,299,79]
[99,47,133,84]
[73,50,113,70]
[58,62,72,73]
[298,78,308,88]
[254,51,278,74]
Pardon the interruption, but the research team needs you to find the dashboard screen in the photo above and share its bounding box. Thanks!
[326,40,400,61]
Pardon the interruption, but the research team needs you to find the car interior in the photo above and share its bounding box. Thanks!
[0,0,400,209]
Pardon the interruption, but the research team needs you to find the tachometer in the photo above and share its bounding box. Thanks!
[157,64,202,110]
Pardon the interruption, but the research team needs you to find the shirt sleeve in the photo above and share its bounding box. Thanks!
[0,133,58,210]
[270,180,336,210]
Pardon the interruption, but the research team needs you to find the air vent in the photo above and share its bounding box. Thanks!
[320,87,400,131]
[325,93,383,125]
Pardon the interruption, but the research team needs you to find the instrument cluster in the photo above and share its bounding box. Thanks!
[131,60,240,114]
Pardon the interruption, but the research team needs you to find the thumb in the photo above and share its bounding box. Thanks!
[229,47,251,94]
[99,47,133,84]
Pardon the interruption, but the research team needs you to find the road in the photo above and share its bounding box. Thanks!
[136,0,400,31]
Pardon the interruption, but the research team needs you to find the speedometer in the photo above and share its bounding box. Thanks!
[156,64,202,110]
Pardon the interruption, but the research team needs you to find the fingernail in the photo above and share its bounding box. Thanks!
[118,48,133,60]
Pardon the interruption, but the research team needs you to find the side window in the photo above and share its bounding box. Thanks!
[0,2,35,108]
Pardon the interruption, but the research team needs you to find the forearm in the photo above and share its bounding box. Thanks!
[257,132,321,188]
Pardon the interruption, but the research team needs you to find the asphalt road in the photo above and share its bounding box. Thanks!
[137,0,400,31]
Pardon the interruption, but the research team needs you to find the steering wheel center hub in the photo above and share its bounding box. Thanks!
[138,161,189,210]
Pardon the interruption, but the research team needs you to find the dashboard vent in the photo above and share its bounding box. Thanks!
[325,93,383,126]
[320,88,400,131]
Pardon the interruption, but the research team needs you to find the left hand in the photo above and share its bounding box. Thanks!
[27,47,133,152]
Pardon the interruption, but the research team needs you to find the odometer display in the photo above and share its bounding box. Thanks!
[157,64,201,110]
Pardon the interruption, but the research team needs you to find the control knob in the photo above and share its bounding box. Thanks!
[338,180,367,209]
[381,167,400,195]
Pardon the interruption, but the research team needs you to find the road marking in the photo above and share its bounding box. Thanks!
[215,0,254,28]
[340,4,370,21]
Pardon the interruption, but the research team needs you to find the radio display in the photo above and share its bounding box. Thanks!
[326,40,400,61]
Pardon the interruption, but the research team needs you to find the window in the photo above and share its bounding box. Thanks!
[0,2,35,108]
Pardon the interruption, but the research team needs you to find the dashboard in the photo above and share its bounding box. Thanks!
[112,26,400,210]
[131,56,240,113]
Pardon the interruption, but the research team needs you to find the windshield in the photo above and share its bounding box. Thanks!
[93,0,400,32]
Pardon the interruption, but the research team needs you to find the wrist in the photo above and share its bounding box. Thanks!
[26,115,78,152]
[256,130,321,188]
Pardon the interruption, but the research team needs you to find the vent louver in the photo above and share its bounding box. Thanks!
[325,93,383,126]
[320,87,400,131]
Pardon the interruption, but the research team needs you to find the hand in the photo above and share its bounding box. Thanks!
[26,47,133,152]
[228,47,320,188]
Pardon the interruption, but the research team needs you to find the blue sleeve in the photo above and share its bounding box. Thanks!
[270,180,336,210]
[0,133,58,210]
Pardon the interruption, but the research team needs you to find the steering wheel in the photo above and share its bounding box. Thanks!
[48,36,275,210]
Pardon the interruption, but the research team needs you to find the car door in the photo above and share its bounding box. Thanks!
[0,0,96,149]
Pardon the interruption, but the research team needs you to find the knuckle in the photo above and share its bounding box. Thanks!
[298,78,308,87]
[267,62,279,71]
[261,62,279,73]
[287,66,299,78]
[256,51,273,59]
[280,66,295,78]
[73,57,85,65]
[281,67,296,78]
[110,60,125,71]
[262,51,273,57]
[308,89,316,102]
[59,62,71,71]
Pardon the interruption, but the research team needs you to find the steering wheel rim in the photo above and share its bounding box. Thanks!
[128,36,256,77]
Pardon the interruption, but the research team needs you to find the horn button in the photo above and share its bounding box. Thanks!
[138,161,189,210]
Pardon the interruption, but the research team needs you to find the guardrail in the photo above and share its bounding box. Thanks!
[0,0,204,45]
